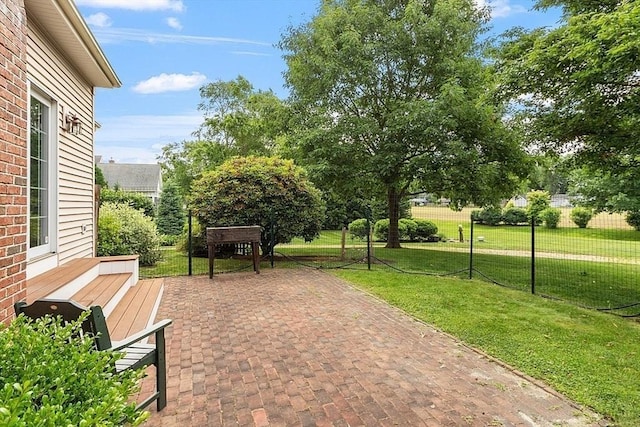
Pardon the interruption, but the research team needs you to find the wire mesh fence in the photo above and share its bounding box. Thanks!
[140,206,640,317]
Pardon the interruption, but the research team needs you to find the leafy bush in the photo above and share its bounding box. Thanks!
[399,218,417,241]
[159,234,180,246]
[526,190,551,225]
[373,218,433,241]
[348,218,369,240]
[625,211,640,231]
[100,188,155,218]
[189,156,325,254]
[0,314,147,426]
[472,206,503,226]
[540,207,562,229]
[98,202,162,266]
[570,207,593,228]
[413,219,438,240]
[373,219,390,241]
[502,207,529,225]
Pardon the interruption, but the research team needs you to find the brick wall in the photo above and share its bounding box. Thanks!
[0,0,27,324]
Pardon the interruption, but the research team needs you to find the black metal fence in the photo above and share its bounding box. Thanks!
[140,207,640,317]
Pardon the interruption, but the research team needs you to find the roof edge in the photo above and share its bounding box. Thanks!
[56,0,120,88]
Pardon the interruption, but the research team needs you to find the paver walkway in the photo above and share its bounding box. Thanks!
[145,269,605,426]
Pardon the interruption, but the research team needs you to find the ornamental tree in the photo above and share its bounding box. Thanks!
[280,0,527,248]
[156,180,186,236]
[189,156,325,254]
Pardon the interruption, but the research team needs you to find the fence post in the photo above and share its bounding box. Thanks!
[469,214,474,279]
[366,215,372,270]
[270,212,275,268]
[188,210,192,276]
[531,219,536,294]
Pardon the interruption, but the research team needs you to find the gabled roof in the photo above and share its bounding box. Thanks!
[99,163,162,193]
[25,0,120,88]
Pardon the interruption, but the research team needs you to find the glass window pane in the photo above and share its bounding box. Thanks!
[29,96,49,250]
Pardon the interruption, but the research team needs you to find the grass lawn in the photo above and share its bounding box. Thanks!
[332,269,640,426]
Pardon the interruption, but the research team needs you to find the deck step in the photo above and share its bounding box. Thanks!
[71,273,132,316]
[107,278,165,342]
[27,258,101,303]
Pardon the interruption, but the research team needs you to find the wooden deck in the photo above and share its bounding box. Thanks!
[72,273,131,308]
[26,258,101,303]
[107,278,164,341]
[25,258,164,341]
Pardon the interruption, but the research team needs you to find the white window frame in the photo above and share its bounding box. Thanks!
[28,86,58,259]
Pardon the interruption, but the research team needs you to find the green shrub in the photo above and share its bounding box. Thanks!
[399,218,417,241]
[625,211,640,231]
[159,234,180,246]
[540,207,562,229]
[473,206,503,226]
[373,218,417,241]
[0,314,147,426]
[373,219,390,241]
[413,219,438,240]
[100,188,155,218]
[189,156,325,255]
[570,207,593,228]
[502,207,528,225]
[98,202,162,266]
[526,190,551,225]
[348,218,369,240]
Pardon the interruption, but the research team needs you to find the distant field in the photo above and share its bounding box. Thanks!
[411,206,632,230]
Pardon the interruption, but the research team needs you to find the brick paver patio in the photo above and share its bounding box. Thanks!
[145,269,604,426]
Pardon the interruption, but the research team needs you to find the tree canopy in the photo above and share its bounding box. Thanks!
[280,0,528,247]
[495,0,640,215]
[188,156,325,254]
[159,76,290,196]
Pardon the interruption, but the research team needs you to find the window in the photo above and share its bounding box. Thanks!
[29,92,56,257]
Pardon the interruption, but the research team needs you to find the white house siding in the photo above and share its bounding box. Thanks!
[27,21,95,269]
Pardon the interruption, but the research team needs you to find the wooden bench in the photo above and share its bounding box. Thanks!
[14,299,172,411]
[207,225,261,278]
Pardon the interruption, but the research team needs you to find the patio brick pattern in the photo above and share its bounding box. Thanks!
[145,269,604,426]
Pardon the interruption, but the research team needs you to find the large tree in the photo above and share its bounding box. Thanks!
[280,0,527,248]
[495,0,640,215]
[159,76,290,195]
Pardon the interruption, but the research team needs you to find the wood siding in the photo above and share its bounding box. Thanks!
[27,21,95,266]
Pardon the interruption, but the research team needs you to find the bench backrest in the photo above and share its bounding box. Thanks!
[15,299,113,350]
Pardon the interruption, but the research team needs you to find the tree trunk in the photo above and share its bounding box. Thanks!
[386,186,402,248]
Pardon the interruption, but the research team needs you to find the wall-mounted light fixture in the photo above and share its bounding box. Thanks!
[65,113,82,135]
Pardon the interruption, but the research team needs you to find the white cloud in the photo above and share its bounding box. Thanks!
[91,27,271,47]
[133,72,207,94]
[166,17,183,31]
[85,12,112,28]
[474,0,527,18]
[75,0,184,12]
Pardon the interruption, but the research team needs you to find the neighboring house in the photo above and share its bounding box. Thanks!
[0,0,120,323]
[98,161,164,205]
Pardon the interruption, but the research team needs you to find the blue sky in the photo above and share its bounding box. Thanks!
[76,0,561,164]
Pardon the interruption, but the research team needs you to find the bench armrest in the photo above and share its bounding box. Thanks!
[111,318,172,351]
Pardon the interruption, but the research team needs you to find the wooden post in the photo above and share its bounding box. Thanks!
[341,226,347,260]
